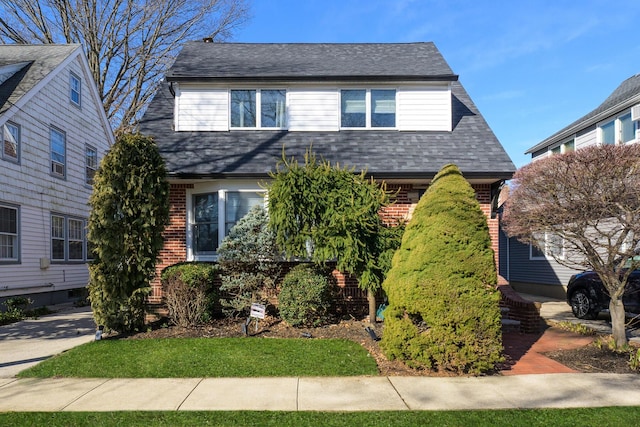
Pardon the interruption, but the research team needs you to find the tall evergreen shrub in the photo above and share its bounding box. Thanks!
[88,133,169,333]
[380,164,503,374]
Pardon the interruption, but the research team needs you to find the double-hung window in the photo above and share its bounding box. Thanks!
[0,204,19,262]
[51,214,87,262]
[341,89,396,128]
[230,89,286,128]
[600,113,636,145]
[530,232,564,260]
[85,144,98,185]
[70,73,81,107]
[192,190,264,257]
[50,127,66,178]
[2,122,20,162]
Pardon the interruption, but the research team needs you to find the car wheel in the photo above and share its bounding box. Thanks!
[569,289,598,320]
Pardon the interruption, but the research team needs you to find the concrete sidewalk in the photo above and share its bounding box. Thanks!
[0,374,639,412]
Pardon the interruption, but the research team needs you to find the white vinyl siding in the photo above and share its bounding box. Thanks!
[397,86,451,131]
[287,89,339,131]
[0,52,110,298]
[176,88,228,131]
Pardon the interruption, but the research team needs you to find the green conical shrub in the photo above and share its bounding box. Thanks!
[380,164,503,374]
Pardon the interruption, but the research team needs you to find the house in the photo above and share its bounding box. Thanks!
[500,73,640,298]
[138,41,516,306]
[0,45,114,307]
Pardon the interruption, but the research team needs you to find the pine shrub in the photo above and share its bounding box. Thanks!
[161,263,219,327]
[380,164,503,375]
[217,205,281,318]
[278,264,336,327]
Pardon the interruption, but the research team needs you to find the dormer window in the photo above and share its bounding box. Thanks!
[340,89,396,128]
[230,89,286,129]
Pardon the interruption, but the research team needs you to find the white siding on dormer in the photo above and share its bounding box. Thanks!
[176,88,228,131]
[286,89,339,131]
[576,129,596,150]
[397,86,451,131]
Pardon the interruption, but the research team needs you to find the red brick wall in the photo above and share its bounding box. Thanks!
[151,181,501,305]
[149,183,192,304]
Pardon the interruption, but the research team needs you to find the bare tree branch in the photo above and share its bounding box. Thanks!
[0,0,250,133]
[503,144,640,347]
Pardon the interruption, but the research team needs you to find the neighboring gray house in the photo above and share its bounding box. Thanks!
[500,73,640,298]
[139,41,516,305]
[0,45,114,307]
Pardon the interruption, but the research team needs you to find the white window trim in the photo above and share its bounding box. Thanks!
[70,72,81,107]
[2,121,20,163]
[229,89,287,130]
[0,202,19,263]
[50,127,66,179]
[186,186,267,262]
[340,88,397,129]
[51,214,88,263]
[85,144,98,185]
[549,137,574,155]
[598,111,638,145]
[530,232,565,260]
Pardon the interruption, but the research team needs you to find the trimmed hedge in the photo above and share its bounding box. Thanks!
[380,164,503,375]
[161,263,219,327]
[278,264,336,327]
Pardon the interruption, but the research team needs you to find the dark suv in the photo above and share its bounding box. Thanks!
[567,270,640,319]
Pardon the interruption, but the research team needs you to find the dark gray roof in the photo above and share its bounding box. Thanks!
[0,44,80,115]
[527,73,640,154]
[139,80,515,181]
[167,42,457,82]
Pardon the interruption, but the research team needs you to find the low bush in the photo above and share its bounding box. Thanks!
[278,264,336,327]
[0,296,32,326]
[161,263,219,327]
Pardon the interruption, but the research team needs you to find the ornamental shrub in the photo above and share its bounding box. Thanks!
[217,205,281,318]
[278,264,336,327]
[380,164,503,375]
[161,263,219,327]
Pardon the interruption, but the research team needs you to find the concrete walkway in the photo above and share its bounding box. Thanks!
[0,374,639,411]
[0,299,639,411]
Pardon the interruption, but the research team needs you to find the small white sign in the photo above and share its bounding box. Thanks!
[250,303,266,319]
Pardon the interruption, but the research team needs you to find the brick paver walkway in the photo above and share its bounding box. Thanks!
[501,328,595,375]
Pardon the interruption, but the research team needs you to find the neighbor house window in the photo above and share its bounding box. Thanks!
[50,127,66,178]
[230,89,286,128]
[51,214,88,262]
[341,89,396,128]
[530,232,564,260]
[70,73,81,106]
[0,204,19,262]
[85,144,98,185]
[550,138,574,155]
[191,190,265,257]
[2,122,20,162]
[600,113,636,145]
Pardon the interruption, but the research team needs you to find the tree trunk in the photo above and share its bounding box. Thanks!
[609,298,628,348]
[367,289,377,323]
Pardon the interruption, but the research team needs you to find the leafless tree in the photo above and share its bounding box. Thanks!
[502,144,640,348]
[0,0,250,133]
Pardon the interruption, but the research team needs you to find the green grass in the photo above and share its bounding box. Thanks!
[18,337,378,378]
[1,408,639,427]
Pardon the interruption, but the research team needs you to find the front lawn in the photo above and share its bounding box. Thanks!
[18,337,378,378]
[1,408,640,427]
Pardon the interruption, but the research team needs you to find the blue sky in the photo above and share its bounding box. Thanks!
[233,0,640,167]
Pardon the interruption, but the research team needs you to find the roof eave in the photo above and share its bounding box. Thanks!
[166,74,459,83]
[525,93,640,154]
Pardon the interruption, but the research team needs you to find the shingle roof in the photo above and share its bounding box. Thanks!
[167,42,458,81]
[526,73,640,154]
[139,80,515,181]
[0,44,80,115]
